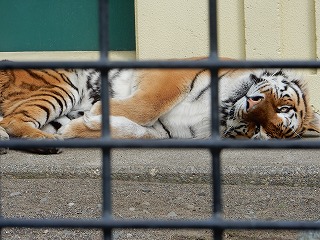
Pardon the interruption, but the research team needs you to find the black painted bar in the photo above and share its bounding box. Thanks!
[2,137,320,149]
[2,59,320,70]
[0,0,319,239]
[0,218,319,231]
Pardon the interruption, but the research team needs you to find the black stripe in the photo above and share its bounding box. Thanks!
[54,85,76,106]
[25,70,77,107]
[10,110,42,128]
[189,126,196,138]
[49,90,69,110]
[25,115,41,128]
[217,71,229,80]
[283,126,293,135]
[300,110,304,119]
[289,84,302,105]
[158,120,172,138]
[25,69,53,85]
[285,131,296,138]
[42,70,79,101]
[41,70,63,84]
[109,69,122,81]
[26,93,66,116]
[33,104,50,123]
[59,73,79,92]
[41,99,57,111]
[108,70,123,98]
[190,69,207,92]
[194,84,210,101]
[44,94,64,116]
[260,89,270,94]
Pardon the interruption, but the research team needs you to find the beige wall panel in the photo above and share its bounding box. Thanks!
[315,1,320,60]
[303,75,320,112]
[135,0,320,109]
[135,0,209,60]
[281,0,316,60]
[136,0,245,60]
[280,1,318,110]
[217,0,245,59]
[244,0,282,59]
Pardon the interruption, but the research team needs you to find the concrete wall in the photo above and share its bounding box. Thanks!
[135,0,209,59]
[1,1,319,109]
[136,0,318,60]
[136,0,320,110]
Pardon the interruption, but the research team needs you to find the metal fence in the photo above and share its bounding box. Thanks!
[0,0,320,239]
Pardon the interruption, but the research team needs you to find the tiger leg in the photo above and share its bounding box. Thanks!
[62,69,203,139]
[110,116,169,139]
[0,114,63,154]
[0,113,61,139]
[59,113,101,138]
[60,113,168,139]
[60,98,170,139]
[109,69,197,126]
[59,101,101,138]
[0,125,9,154]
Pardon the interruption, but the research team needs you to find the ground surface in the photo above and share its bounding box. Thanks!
[0,148,319,239]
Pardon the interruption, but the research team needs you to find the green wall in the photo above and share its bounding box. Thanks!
[0,0,135,51]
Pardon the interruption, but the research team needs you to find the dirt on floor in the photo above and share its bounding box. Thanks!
[1,178,319,240]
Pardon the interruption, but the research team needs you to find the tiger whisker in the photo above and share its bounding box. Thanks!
[291,128,302,139]
[281,120,302,139]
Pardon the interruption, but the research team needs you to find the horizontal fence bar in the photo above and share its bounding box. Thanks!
[2,59,320,70]
[0,218,319,230]
[2,138,320,149]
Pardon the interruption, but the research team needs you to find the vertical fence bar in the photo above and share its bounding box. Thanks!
[208,0,220,137]
[99,0,112,239]
[209,0,220,136]
[99,0,109,62]
[211,149,223,240]
[99,0,111,136]
[209,0,218,59]
[209,0,223,239]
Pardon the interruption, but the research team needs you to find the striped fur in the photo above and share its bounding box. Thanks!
[0,58,319,154]
[60,67,320,140]
[0,68,101,153]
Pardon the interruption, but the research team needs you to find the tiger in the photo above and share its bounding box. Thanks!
[0,57,319,154]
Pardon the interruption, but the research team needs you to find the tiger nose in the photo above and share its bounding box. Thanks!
[247,96,264,111]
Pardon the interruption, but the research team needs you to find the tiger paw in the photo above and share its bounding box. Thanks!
[0,126,9,154]
[25,134,63,155]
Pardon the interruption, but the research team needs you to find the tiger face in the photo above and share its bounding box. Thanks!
[220,69,320,139]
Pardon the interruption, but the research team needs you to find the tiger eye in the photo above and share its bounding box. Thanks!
[277,106,291,113]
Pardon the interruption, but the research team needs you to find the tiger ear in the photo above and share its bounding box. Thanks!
[307,112,320,133]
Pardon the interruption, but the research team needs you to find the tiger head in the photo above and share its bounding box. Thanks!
[220,69,320,139]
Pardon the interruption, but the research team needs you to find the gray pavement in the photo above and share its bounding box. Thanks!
[0,144,320,239]
[1,147,319,186]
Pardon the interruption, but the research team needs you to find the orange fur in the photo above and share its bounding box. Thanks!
[61,67,320,140]
[1,58,319,152]
[110,69,206,125]
[0,69,71,139]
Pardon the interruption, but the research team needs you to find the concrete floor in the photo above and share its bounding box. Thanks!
[0,148,319,239]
